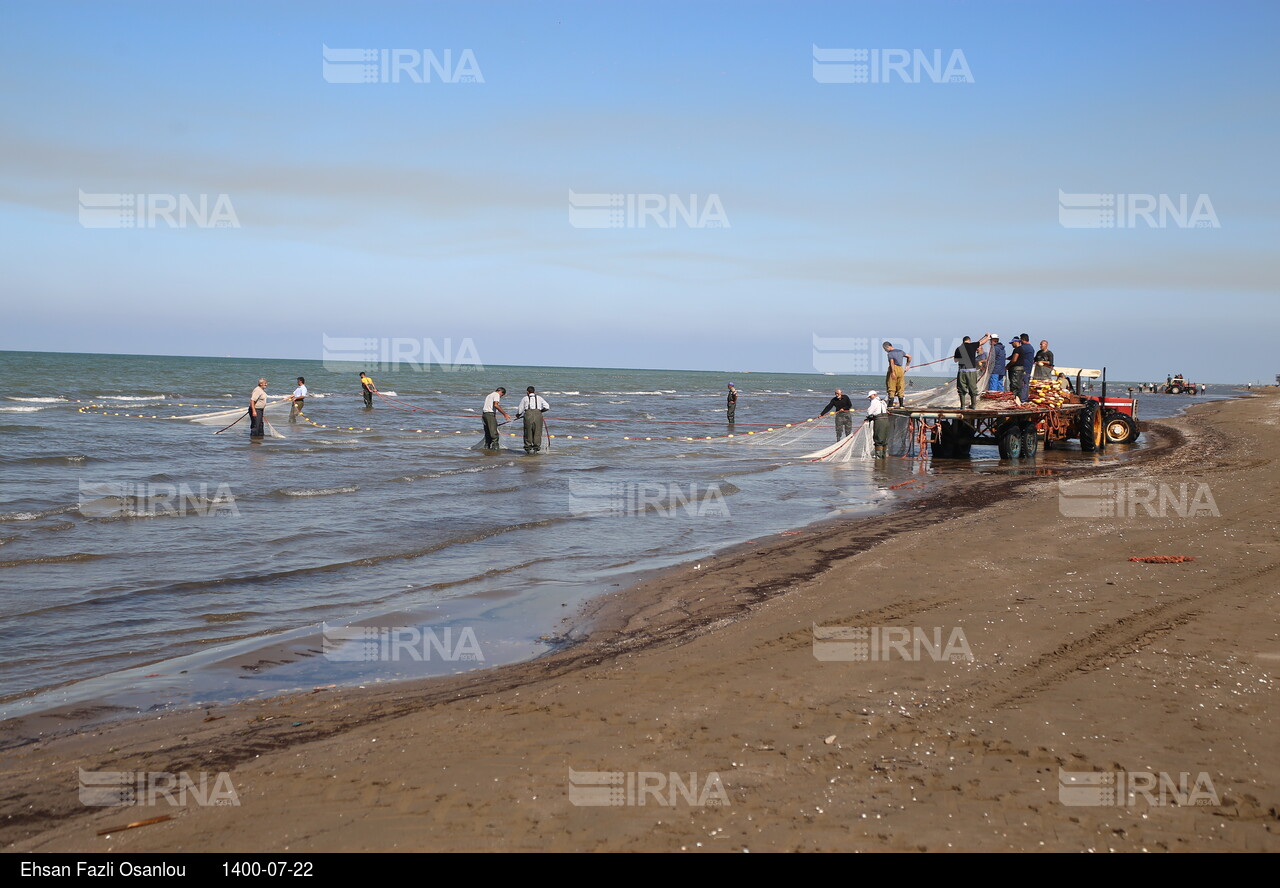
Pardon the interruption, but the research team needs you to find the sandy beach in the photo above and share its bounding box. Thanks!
[4,391,1276,853]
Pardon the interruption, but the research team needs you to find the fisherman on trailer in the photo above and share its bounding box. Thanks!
[516,386,550,454]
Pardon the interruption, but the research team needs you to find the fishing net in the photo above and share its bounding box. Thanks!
[183,399,290,437]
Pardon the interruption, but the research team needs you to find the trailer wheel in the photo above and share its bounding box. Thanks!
[997,424,1023,459]
[1105,410,1139,444]
[1078,402,1102,452]
[1021,425,1039,457]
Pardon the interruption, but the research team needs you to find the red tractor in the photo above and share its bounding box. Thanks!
[1055,367,1140,444]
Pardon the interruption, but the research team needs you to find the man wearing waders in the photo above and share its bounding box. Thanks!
[954,334,990,410]
[865,390,889,458]
[359,371,376,408]
[882,342,911,409]
[517,386,550,454]
[726,383,737,424]
[249,377,268,438]
[482,387,510,450]
[819,388,854,440]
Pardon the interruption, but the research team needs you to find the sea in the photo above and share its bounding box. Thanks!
[0,350,1240,724]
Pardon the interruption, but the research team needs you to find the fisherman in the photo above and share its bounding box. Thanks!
[986,335,1007,391]
[819,388,854,440]
[359,371,377,408]
[288,376,308,423]
[954,334,990,409]
[516,386,550,454]
[882,341,911,409]
[1007,334,1035,403]
[1033,339,1055,380]
[482,387,510,450]
[249,377,268,438]
[865,390,890,459]
[726,383,737,424]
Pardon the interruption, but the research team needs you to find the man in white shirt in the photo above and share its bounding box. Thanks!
[516,386,551,453]
[864,390,889,459]
[288,376,308,423]
[482,387,510,450]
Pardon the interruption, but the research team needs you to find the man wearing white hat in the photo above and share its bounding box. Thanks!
[865,390,889,459]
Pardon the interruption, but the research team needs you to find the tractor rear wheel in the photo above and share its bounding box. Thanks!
[1078,402,1102,452]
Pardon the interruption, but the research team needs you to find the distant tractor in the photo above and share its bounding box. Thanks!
[1162,376,1197,394]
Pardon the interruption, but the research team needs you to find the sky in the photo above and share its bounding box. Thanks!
[2,0,1277,382]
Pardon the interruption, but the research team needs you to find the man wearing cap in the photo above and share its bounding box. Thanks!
[865,390,890,458]
[516,386,550,454]
[819,388,854,440]
[987,335,1007,392]
[249,377,268,438]
[481,387,510,450]
[726,383,737,424]
[1006,334,1033,403]
[882,342,911,409]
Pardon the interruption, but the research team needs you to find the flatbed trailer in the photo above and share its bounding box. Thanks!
[888,401,1099,459]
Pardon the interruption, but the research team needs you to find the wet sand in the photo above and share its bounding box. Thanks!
[4,391,1277,852]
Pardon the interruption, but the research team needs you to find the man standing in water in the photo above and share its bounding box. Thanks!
[359,371,377,408]
[882,341,911,408]
[865,390,890,459]
[249,377,268,438]
[288,376,308,423]
[726,383,737,424]
[819,388,854,440]
[482,387,510,450]
[517,386,550,454]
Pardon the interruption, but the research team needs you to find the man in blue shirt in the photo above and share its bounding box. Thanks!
[881,341,912,408]
[1007,334,1036,403]
[987,335,1007,392]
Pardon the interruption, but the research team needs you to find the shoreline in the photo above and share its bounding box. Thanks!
[0,424,1148,734]
[3,392,1275,851]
